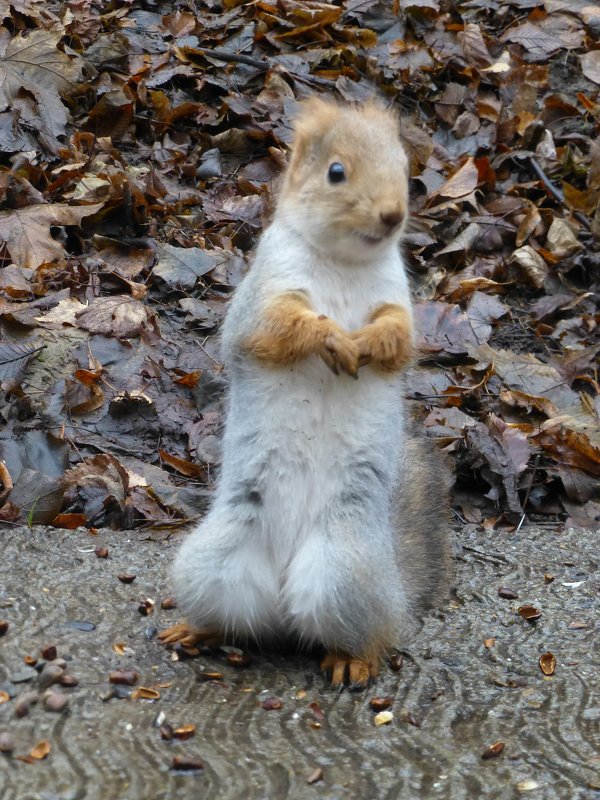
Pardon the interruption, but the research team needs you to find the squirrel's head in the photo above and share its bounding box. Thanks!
[277,97,409,264]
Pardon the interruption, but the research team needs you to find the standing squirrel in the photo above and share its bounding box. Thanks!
[160,97,450,687]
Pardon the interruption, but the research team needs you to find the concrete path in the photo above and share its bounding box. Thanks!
[0,524,598,799]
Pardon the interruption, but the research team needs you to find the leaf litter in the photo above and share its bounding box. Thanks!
[0,0,598,536]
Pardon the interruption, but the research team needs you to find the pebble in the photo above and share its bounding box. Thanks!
[43,692,70,713]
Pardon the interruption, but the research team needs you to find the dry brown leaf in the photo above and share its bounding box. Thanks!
[0,204,102,269]
[51,513,87,529]
[509,246,548,288]
[546,218,582,257]
[581,51,600,85]
[0,30,83,139]
[159,449,205,478]
[458,23,492,68]
[435,158,479,199]
[76,296,158,339]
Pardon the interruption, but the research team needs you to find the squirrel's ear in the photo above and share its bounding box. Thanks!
[288,97,339,168]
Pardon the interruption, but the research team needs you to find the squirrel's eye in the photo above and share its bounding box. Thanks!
[328,162,346,184]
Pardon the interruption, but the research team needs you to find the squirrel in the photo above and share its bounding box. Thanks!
[159,97,451,688]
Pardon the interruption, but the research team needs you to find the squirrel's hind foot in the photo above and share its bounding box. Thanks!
[321,651,379,689]
[158,622,221,649]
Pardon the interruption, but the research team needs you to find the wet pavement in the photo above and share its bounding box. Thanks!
[0,523,598,800]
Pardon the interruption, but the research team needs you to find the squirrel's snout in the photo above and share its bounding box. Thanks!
[380,209,405,230]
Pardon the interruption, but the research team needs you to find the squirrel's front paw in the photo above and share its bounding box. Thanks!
[352,307,412,373]
[318,326,359,378]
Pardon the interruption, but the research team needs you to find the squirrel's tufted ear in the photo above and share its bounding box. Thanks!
[288,97,340,168]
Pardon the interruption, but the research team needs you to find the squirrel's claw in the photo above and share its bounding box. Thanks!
[158,622,221,649]
[321,651,379,689]
[320,333,359,378]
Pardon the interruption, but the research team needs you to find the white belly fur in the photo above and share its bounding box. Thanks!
[172,224,411,644]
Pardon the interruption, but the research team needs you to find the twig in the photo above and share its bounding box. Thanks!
[515,453,540,534]
[183,47,334,88]
[184,47,268,71]
[526,156,592,231]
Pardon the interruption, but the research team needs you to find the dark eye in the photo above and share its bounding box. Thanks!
[328,162,346,184]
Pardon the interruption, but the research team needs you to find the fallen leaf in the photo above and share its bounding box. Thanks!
[153,243,217,289]
[0,30,83,139]
[159,449,205,478]
[0,204,102,269]
[581,51,600,85]
[76,296,158,339]
[435,158,479,199]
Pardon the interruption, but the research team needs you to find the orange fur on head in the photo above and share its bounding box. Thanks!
[278,97,409,255]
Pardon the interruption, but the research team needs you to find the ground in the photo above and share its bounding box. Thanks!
[1,522,598,800]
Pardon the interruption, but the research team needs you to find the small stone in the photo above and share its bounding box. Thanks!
[389,654,404,672]
[40,645,57,661]
[95,547,109,558]
[59,674,79,688]
[10,667,37,684]
[261,697,282,711]
[160,724,174,741]
[516,779,540,792]
[370,696,393,712]
[14,691,38,718]
[144,625,158,641]
[38,664,65,690]
[109,670,139,686]
[171,755,203,771]
[227,651,250,668]
[67,620,96,632]
[482,741,505,759]
[44,692,69,713]
[0,621,9,636]
[117,574,136,584]
[498,587,518,599]
[111,685,133,699]
[0,732,15,752]
[374,710,393,726]
[307,767,324,784]
[567,620,588,630]
[138,598,154,616]
[160,596,177,610]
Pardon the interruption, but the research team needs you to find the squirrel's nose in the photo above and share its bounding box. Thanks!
[380,209,405,229]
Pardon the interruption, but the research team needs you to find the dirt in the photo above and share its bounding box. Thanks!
[0,523,598,800]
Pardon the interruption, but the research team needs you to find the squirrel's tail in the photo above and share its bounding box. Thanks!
[392,433,453,614]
